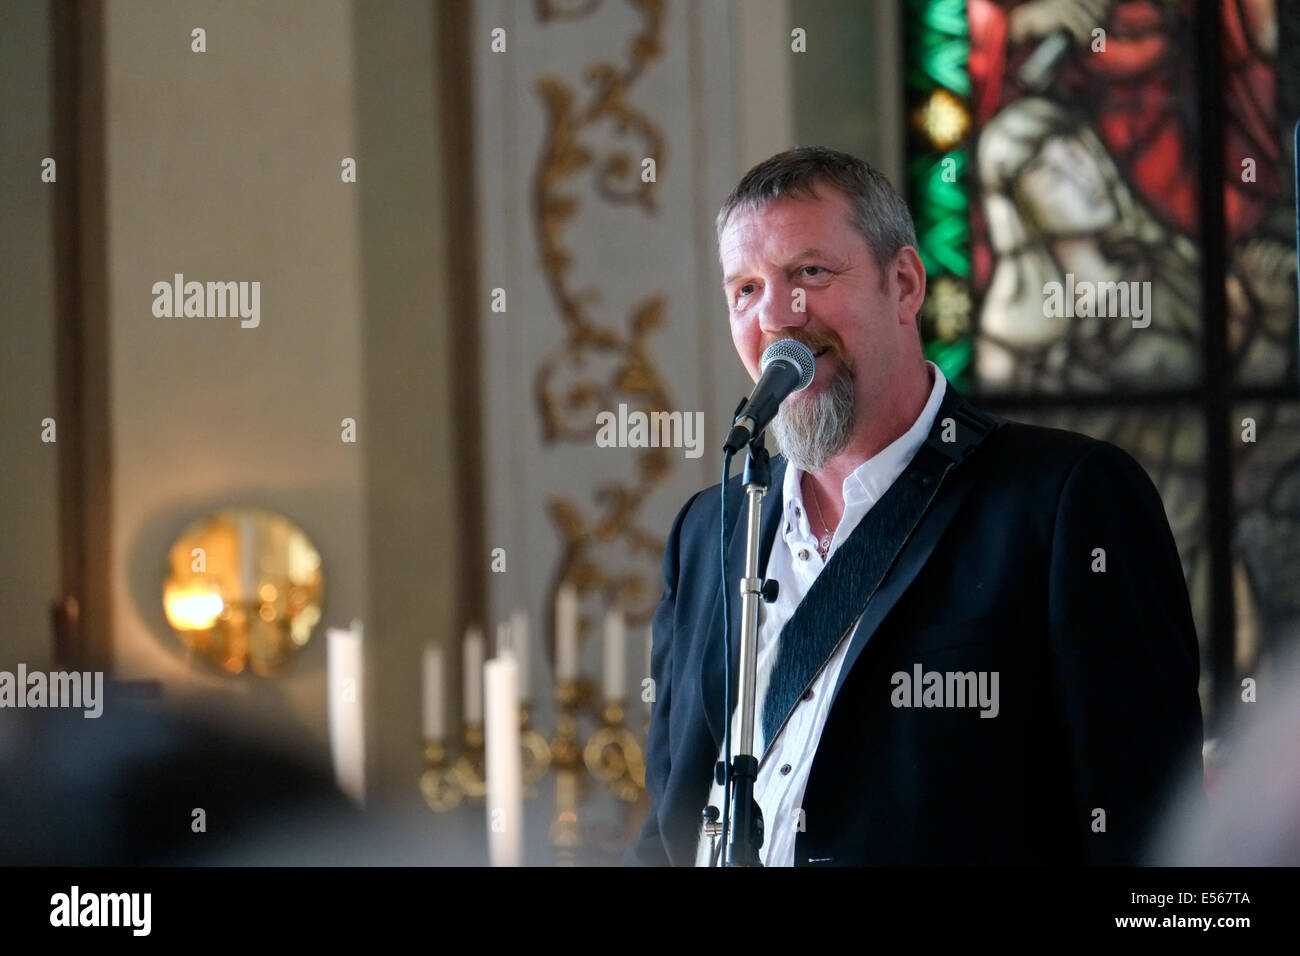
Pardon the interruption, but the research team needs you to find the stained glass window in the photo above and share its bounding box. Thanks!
[910,0,1299,730]
[906,0,976,392]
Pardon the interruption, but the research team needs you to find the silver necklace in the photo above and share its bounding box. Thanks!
[808,480,837,558]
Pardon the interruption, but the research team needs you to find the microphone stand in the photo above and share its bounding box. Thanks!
[724,431,770,866]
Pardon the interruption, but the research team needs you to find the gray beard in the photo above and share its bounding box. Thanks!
[769,365,855,472]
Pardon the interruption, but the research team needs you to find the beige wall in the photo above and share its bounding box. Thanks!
[353,0,461,803]
[0,0,60,673]
[96,0,460,804]
[103,0,368,763]
[790,0,904,186]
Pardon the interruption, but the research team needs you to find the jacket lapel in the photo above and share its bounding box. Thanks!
[827,449,983,707]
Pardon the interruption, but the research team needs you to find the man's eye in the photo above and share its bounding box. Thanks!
[737,284,755,298]
[802,266,824,277]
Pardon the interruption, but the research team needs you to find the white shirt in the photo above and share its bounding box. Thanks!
[694,361,947,866]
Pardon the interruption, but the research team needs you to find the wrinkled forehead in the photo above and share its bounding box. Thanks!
[717,190,856,271]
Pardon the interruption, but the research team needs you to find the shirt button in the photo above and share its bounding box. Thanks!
[798,549,811,561]
[780,764,792,775]
[802,688,814,701]
[794,506,802,517]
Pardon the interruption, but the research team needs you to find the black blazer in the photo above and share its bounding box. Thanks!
[624,389,1204,866]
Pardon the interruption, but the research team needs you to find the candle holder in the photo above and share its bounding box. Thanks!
[451,722,487,798]
[549,680,585,770]
[554,675,601,715]
[419,737,464,812]
[583,701,645,803]
[419,607,658,863]
[519,705,552,794]
[550,767,581,865]
[548,678,586,861]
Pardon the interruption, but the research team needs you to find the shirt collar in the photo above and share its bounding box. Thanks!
[782,360,948,528]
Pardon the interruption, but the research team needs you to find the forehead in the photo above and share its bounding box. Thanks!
[718,187,861,277]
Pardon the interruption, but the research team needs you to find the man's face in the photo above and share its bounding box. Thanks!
[719,186,908,425]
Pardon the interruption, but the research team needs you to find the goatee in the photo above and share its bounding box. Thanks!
[769,364,855,472]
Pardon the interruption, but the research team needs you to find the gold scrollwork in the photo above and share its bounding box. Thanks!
[531,0,674,633]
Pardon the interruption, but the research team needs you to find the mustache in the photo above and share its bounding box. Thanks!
[761,332,846,364]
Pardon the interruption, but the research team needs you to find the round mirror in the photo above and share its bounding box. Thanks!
[163,508,323,675]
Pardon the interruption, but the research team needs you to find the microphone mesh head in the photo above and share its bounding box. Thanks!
[760,339,816,390]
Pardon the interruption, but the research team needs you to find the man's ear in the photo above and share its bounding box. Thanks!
[894,246,927,327]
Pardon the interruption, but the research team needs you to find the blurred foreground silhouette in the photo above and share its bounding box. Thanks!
[0,688,486,866]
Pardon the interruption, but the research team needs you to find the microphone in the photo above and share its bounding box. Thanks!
[722,339,816,453]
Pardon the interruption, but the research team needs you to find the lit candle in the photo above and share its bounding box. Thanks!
[463,626,485,724]
[422,644,444,740]
[326,619,365,806]
[555,585,579,682]
[603,605,626,703]
[510,608,531,704]
[484,653,523,867]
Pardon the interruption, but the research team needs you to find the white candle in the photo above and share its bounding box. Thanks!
[422,644,444,739]
[463,626,485,724]
[603,605,626,703]
[510,608,531,704]
[484,653,523,867]
[555,585,579,681]
[326,619,365,806]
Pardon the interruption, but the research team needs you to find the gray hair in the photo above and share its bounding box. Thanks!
[715,146,919,275]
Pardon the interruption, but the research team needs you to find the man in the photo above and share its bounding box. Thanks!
[624,146,1203,866]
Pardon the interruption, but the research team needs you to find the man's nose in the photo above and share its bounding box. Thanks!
[756,278,810,336]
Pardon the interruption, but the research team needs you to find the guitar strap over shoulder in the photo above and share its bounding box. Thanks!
[758,394,1005,753]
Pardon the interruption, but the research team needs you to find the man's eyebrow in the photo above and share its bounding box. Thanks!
[723,248,832,286]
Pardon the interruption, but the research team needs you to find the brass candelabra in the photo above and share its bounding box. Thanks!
[420,676,648,863]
